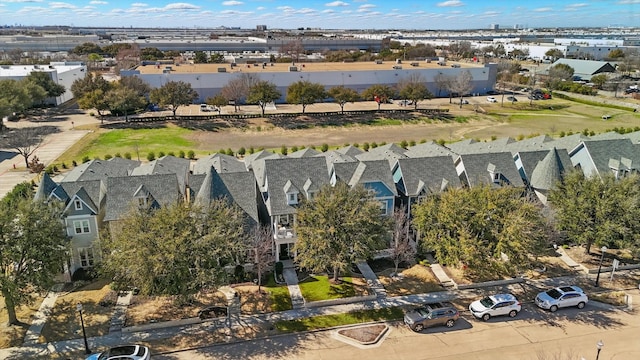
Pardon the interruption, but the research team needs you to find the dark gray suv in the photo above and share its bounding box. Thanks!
[403,302,460,332]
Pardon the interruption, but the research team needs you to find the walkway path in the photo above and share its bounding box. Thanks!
[109,291,134,333]
[281,262,305,309]
[356,262,387,298]
[22,284,63,344]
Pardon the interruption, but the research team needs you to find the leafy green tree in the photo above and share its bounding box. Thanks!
[140,47,165,61]
[119,76,151,98]
[412,186,548,279]
[546,64,574,92]
[362,84,396,110]
[549,171,640,254]
[590,74,608,89]
[78,89,109,117]
[194,51,208,64]
[545,48,564,60]
[246,80,282,116]
[209,53,225,63]
[327,86,360,114]
[0,79,32,121]
[205,94,228,110]
[71,42,103,55]
[0,184,68,325]
[295,183,389,282]
[104,86,147,119]
[25,72,65,105]
[397,73,433,110]
[286,80,326,114]
[71,73,112,116]
[608,49,625,59]
[149,81,199,117]
[101,200,248,296]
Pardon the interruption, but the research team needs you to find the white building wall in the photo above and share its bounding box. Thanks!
[0,62,86,105]
[123,64,498,103]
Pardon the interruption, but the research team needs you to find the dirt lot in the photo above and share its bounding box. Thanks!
[0,295,43,348]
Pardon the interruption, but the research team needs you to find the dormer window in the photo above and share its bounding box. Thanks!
[138,197,148,207]
[287,192,298,205]
[283,180,299,205]
[74,200,82,210]
[493,172,501,183]
[307,191,316,200]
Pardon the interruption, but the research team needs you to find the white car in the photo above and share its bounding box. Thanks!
[487,96,497,103]
[469,293,521,321]
[535,286,588,312]
[86,345,150,360]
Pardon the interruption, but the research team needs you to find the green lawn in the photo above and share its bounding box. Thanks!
[265,275,292,312]
[275,307,404,333]
[57,126,196,164]
[298,275,357,302]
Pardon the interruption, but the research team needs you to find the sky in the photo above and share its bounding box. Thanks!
[1,0,639,30]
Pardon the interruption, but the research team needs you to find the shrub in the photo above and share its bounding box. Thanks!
[89,112,95,117]
[281,145,288,155]
[82,156,90,163]
[409,140,416,147]
[238,147,246,156]
[371,142,378,148]
[178,150,186,158]
[147,152,156,161]
[53,165,59,172]
[559,131,566,137]
[114,152,121,158]
[589,131,595,136]
[256,126,262,132]
[104,154,113,160]
[291,145,298,152]
[45,165,54,174]
[275,261,284,275]
[249,146,255,154]
[158,151,166,158]
[187,150,195,159]
[490,135,497,141]
[94,156,101,160]
[124,152,132,160]
[437,139,446,146]
[419,259,431,266]
[582,128,590,136]
[61,162,68,169]
[72,160,78,167]
[226,148,234,156]
[363,142,370,151]
[167,151,175,156]
[516,134,525,141]
[399,140,408,149]
[353,143,360,148]
[380,141,386,146]
[218,148,226,154]
[343,143,350,147]
[420,139,427,143]
[320,143,329,152]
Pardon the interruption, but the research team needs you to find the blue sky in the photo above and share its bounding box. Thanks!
[1,0,639,29]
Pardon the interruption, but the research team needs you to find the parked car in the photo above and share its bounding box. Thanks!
[487,90,499,95]
[404,302,460,332]
[198,306,228,320]
[507,96,518,102]
[461,99,469,104]
[469,293,521,321]
[487,96,497,103]
[535,285,588,312]
[86,345,150,360]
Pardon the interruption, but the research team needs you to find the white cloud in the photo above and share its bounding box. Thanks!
[2,0,43,3]
[437,0,464,7]
[256,6,264,10]
[131,3,148,7]
[163,3,200,10]
[533,7,552,12]
[89,1,107,4]
[618,0,640,4]
[222,1,243,5]
[566,3,588,8]
[325,1,348,6]
[49,2,76,9]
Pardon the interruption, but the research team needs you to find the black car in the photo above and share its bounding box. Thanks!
[486,90,499,95]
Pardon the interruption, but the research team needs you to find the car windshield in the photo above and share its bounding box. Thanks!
[416,308,430,317]
[479,297,495,308]
[546,289,562,299]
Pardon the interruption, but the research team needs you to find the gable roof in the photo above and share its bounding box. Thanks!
[288,148,320,158]
[335,145,364,157]
[315,150,357,170]
[530,148,568,191]
[263,157,330,215]
[34,172,58,202]
[457,152,524,187]
[333,160,397,196]
[193,153,246,174]
[194,167,260,226]
[395,156,461,196]
[570,139,640,177]
[131,155,191,191]
[58,180,104,209]
[551,59,616,80]
[64,186,98,215]
[251,153,286,191]
[104,173,182,221]
[61,157,139,182]
[244,149,275,170]
[448,137,516,155]
[355,143,408,165]
[405,141,456,158]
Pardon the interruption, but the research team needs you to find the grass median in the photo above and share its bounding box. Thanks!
[275,307,404,333]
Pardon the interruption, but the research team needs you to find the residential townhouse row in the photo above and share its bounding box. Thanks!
[34,130,640,280]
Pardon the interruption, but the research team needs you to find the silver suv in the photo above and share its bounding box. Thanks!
[404,302,460,332]
[535,285,588,312]
[469,293,521,321]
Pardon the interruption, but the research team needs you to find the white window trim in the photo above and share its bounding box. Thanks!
[287,192,298,205]
[73,220,90,234]
[74,200,82,210]
[78,247,95,267]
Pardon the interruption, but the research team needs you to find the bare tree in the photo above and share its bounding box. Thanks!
[280,39,305,63]
[221,74,259,112]
[434,73,453,98]
[0,126,58,168]
[249,226,275,293]
[449,70,474,108]
[390,208,416,274]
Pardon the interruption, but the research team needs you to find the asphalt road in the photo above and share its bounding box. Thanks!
[154,302,640,360]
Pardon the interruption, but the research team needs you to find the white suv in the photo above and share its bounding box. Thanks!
[487,96,497,103]
[469,293,521,321]
[535,285,588,312]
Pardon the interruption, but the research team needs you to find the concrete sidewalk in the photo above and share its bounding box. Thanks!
[2,274,630,360]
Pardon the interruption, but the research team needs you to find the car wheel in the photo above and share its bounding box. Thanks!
[550,305,558,312]
[482,313,491,321]
[414,324,424,332]
[509,310,518,318]
[577,302,586,309]
[445,319,455,328]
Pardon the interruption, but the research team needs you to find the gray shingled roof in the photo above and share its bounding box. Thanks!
[395,156,461,196]
[104,173,182,221]
[547,133,590,152]
[355,143,408,165]
[405,141,456,158]
[335,145,364,157]
[447,137,516,155]
[589,131,626,141]
[571,139,640,176]
[530,148,567,191]
[193,153,245,174]
[34,172,58,202]
[194,167,260,226]
[504,135,555,153]
[263,157,330,215]
[457,152,524,187]
[515,149,572,184]
[345,160,397,195]
[288,148,320,158]
[58,180,104,210]
[131,155,191,192]
[244,150,275,170]
[622,131,640,144]
[61,157,139,182]
[251,153,285,191]
[315,150,357,171]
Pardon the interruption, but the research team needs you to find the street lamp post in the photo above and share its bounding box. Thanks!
[76,303,91,355]
[595,340,604,360]
[595,246,608,287]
